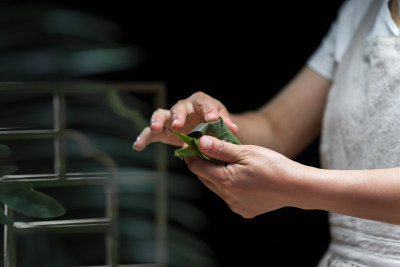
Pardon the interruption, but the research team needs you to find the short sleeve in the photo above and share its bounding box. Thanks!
[306,21,338,81]
[306,0,373,81]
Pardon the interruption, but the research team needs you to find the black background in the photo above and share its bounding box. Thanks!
[12,1,346,266]
[94,3,343,266]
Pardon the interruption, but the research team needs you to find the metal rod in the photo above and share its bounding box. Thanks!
[53,92,67,179]
[4,206,16,267]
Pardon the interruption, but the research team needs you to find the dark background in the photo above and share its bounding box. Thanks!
[6,1,346,266]
[90,3,343,266]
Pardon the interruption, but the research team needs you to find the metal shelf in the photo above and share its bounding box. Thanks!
[1,82,168,267]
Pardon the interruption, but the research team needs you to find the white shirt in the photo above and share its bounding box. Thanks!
[307,0,400,80]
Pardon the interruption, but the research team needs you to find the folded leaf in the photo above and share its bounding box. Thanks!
[170,117,241,164]
[188,117,241,145]
[174,146,198,158]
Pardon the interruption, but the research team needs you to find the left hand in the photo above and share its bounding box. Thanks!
[185,135,306,218]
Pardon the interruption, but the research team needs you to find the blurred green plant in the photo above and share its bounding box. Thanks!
[0,2,219,266]
[107,89,148,132]
[0,144,65,225]
[0,3,142,81]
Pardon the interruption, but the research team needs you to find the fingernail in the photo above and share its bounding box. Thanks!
[232,123,238,133]
[206,112,217,121]
[133,136,140,149]
[172,119,178,127]
[200,136,212,151]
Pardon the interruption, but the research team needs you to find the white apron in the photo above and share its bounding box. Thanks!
[318,0,400,266]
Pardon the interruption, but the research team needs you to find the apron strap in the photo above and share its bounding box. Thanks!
[334,0,384,81]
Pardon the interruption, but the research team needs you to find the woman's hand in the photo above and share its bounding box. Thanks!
[185,135,306,218]
[133,91,238,151]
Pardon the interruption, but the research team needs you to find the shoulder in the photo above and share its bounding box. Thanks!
[333,0,372,60]
[335,0,372,34]
[306,0,373,80]
[338,0,372,18]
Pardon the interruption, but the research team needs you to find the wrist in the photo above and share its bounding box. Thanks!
[285,163,329,211]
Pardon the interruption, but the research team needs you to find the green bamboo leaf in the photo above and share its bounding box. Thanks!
[188,117,241,145]
[169,128,194,146]
[192,137,225,164]
[174,146,198,159]
[169,117,240,164]
[0,182,66,218]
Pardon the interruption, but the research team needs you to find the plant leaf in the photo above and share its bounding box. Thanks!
[174,146,198,159]
[169,117,240,164]
[0,182,66,218]
[169,128,194,146]
[187,117,241,145]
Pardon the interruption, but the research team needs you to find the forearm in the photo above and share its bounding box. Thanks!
[297,165,400,225]
[231,67,331,158]
[230,111,278,149]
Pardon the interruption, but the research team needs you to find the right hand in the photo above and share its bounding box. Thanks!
[133,91,238,151]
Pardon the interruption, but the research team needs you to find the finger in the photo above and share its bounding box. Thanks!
[133,125,183,151]
[150,108,172,133]
[133,127,151,151]
[190,92,238,134]
[170,100,191,130]
[199,135,242,163]
[221,116,238,135]
[185,155,227,185]
[190,92,220,122]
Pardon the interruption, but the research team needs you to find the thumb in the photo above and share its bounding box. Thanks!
[199,135,241,163]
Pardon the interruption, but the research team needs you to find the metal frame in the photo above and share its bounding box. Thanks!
[0,81,167,267]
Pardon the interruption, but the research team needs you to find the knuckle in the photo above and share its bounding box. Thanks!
[221,166,241,193]
[170,103,179,113]
[213,141,226,157]
[191,91,206,99]
[152,108,166,118]
[155,107,165,113]
[192,92,215,110]
[232,145,252,163]
[171,99,190,117]
[175,99,186,106]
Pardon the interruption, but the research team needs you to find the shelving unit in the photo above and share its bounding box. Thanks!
[0,81,167,267]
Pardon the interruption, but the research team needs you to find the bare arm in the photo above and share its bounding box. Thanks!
[231,66,331,158]
[302,166,400,224]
